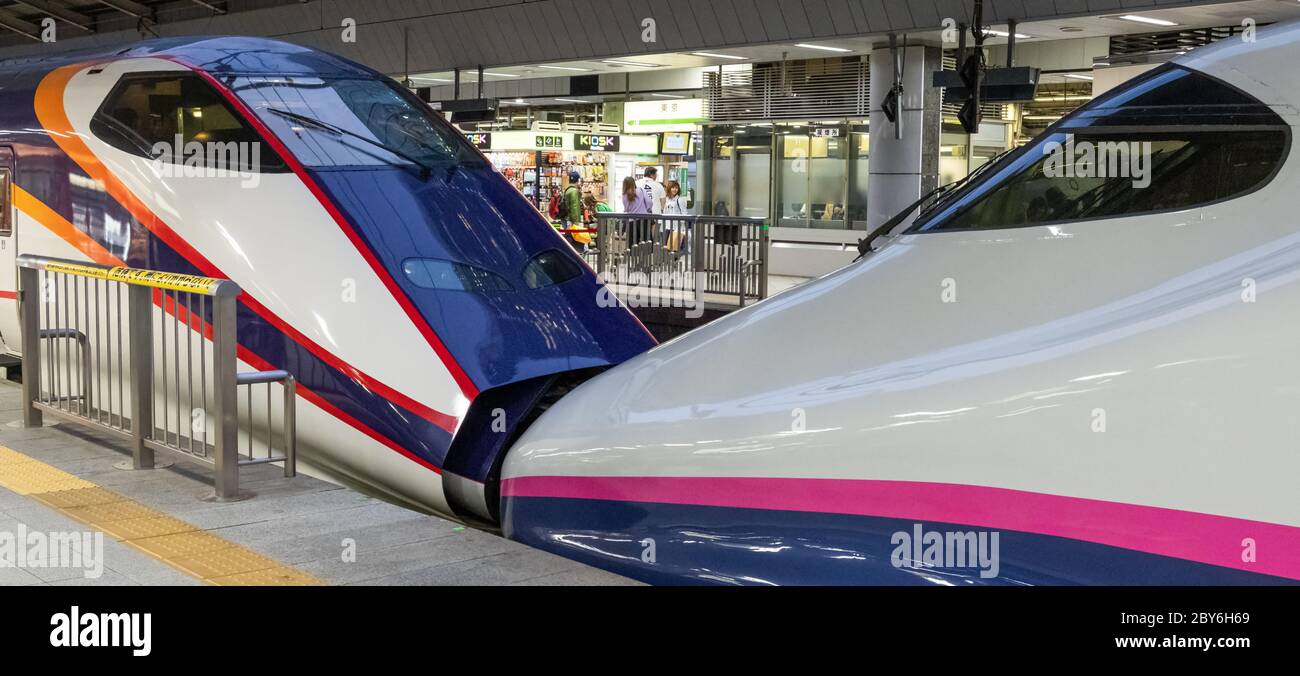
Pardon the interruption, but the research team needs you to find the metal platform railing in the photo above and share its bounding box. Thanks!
[593,214,770,308]
[17,255,296,500]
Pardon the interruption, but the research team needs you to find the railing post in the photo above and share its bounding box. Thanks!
[211,285,240,499]
[127,284,154,469]
[759,222,770,300]
[18,265,41,428]
[692,216,705,276]
[596,215,609,280]
[739,259,748,308]
[282,375,297,478]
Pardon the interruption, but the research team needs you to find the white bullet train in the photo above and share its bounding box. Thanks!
[500,23,1300,584]
[0,37,656,519]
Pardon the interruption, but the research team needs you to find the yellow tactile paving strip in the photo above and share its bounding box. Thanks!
[0,446,326,586]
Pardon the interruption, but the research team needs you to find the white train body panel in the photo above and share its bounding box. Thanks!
[501,22,1300,584]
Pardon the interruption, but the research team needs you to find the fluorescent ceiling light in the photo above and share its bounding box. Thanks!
[651,93,685,98]
[603,59,659,67]
[692,51,747,60]
[539,65,592,72]
[409,76,453,83]
[795,43,851,53]
[1063,73,1094,81]
[986,30,1030,39]
[1118,14,1177,27]
[483,71,520,77]
[555,98,593,103]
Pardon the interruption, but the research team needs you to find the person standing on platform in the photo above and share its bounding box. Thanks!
[559,170,587,251]
[623,175,652,214]
[635,166,666,214]
[661,180,690,257]
[663,181,687,215]
[623,175,654,246]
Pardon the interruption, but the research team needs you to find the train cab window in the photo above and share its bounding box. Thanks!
[90,74,288,172]
[522,250,582,290]
[913,66,1290,233]
[228,76,480,170]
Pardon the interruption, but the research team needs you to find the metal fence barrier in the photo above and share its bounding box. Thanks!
[17,255,296,500]
[593,214,770,307]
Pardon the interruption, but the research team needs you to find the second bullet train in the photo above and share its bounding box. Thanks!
[0,36,654,520]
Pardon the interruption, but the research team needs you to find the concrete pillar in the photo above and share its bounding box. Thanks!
[867,43,943,231]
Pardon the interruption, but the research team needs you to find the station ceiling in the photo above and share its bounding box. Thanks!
[0,0,1294,79]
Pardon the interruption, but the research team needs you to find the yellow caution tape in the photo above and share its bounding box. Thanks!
[42,262,226,295]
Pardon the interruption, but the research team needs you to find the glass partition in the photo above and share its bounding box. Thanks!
[736,132,772,219]
[710,136,736,216]
[849,132,869,228]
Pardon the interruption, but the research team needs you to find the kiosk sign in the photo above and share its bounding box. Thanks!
[574,134,620,151]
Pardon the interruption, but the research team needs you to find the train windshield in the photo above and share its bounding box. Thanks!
[229,75,481,170]
[911,65,1290,233]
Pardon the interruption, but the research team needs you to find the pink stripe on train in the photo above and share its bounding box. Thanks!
[502,475,1300,580]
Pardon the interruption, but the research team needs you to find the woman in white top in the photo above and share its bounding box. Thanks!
[661,180,690,257]
[663,180,688,215]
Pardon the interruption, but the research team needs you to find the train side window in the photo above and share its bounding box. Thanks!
[90,73,288,173]
[0,168,10,237]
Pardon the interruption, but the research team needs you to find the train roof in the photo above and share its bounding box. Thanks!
[0,36,378,80]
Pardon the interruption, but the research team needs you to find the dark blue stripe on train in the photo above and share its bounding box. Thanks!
[502,497,1298,586]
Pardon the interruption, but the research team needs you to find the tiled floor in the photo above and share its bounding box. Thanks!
[0,382,636,586]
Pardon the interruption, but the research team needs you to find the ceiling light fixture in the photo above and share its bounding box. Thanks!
[795,43,852,53]
[539,65,593,72]
[603,59,660,67]
[1118,14,1178,27]
[692,52,748,60]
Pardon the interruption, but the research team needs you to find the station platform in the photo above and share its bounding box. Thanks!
[0,382,635,586]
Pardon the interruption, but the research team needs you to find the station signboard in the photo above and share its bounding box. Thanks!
[574,134,620,151]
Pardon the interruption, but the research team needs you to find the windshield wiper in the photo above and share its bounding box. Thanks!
[853,146,1020,262]
[263,107,438,180]
[853,183,954,261]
